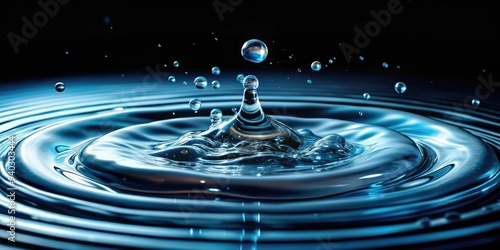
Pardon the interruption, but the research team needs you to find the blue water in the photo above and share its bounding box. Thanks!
[1,71,499,249]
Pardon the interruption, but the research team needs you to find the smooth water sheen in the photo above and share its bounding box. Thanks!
[1,72,499,250]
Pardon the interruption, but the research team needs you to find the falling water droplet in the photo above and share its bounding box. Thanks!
[55,82,65,92]
[212,66,220,76]
[210,108,223,125]
[182,81,188,85]
[243,75,259,90]
[173,61,180,68]
[358,111,363,116]
[306,79,312,84]
[236,74,245,83]
[212,80,221,89]
[382,62,389,68]
[157,43,162,48]
[359,56,365,61]
[241,39,268,63]
[394,82,406,94]
[189,98,201,111]
[231,107,238,114]
[328,59,334,64]
[194,76,208,89]
[471,98,480,107]
[297,68,302,73]
[363,93,371,100]
[168,76,176,83]
[311,61,322,71]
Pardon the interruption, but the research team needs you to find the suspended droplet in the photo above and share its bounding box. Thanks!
[210,108,223,125]
[358,111,363,116]
[394,82,406,94]
[194,76,208,89]
[212,80,221,89]
[311,61,322,71]
[212,66,221,75]
[243,75,259,89]
[55,82,65,92]
[363,93,371,100]
[297,68,302,73]
[382,62,389,68]
[168,76,176,83]
[173,61,180,67]
[241,39,268,63]
[328,59,334,64]
[236,74,245,83]
[189,98,202,111]
[359,56,365,61]
[306,79,312,84]
[471,98,480,107]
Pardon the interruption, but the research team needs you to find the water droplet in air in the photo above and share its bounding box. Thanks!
[236,74,245,83]
[168,76,176,83]
[189,98,201,111]
[359,56,365,61]
[210,108,223,125]
[55,82,65,92]
[231,107,238,114]
[311,61,322,71]
[363,93,371,100]
[307,79,312,84]
[382,62,389,68]
[212,80,221,89]
[241,39,268,63]
[471,98,480,107]
[173,61,179,68]
[328,59,334,64]
[182,81,188,85]
[157,43,161,48]
[194,76,208,89]
[243,75,259,90]
[394,82,406,94]
[358,111,363,116]
[297,68,302,73]
[212,66,220,75]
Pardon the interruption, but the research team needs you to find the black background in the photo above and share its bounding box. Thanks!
[1,0,499,85]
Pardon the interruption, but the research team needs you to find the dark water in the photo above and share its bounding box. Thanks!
[1,71,499,249]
